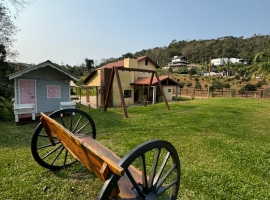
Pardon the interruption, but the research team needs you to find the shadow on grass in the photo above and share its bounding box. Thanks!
[0,106,125,149]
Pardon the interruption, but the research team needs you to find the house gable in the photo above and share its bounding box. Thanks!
[9,60,79,82]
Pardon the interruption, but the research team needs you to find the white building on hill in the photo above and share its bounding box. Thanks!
[211,58,247,66]
[168,56,188,67]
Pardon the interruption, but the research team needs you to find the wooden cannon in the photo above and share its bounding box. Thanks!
[31,109,181,200]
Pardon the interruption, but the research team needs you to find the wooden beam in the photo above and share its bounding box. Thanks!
[96,86,98,109]
[114,67,128,118]
[104,68,115,111]
[116,67,156,73]
[155,72,170,110]
[144,72,154,106]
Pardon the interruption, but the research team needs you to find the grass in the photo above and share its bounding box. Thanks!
[0,98,270,199]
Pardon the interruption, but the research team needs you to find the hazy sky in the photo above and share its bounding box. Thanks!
[10,0,270,66]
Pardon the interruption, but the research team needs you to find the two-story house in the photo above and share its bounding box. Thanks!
[83,56,179,107]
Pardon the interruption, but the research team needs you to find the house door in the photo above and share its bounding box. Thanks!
[19,80,36,104]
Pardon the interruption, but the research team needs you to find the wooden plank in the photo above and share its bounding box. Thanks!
[114,67,128,118]
[40,116,56,146]
[40,113,124,180]
[104,68,115,111]
[155,71,170,110]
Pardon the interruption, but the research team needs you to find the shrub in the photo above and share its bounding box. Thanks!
[177,67,188,74]
[235,74,240,80]
[186,82,192,87]
[242,76,251,82]
[244,83,257,91]
[238,87,246,94]
[188,68,197,76]
[179,82,185,88]
[212,80,223,90]
[238,84,257,95]
[255,81,263,88]
[195,81,202,90]
[224,83,231,89]
[209,86,215,93]
[0,83,14,121]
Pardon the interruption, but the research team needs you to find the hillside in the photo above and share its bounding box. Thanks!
[97,34,270,68]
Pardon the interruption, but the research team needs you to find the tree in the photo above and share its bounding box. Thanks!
[167,67,172,74]
[2,0,31,15]
[188,68,197,76]
[177,66,188,74]
[85,58,94,70]
[223,60,232,76]
[249,44,270,80]
[195,81,202,90]
[122,52,135,59]
[0,4,19,59]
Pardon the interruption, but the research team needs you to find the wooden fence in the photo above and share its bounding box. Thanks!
[176,88,270,99]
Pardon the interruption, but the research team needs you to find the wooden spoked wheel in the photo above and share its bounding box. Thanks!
[31,108,96,170]
[99,140,181,200]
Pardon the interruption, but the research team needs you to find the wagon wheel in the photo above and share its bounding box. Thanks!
[100,140,181,200]
[31,108,96,170]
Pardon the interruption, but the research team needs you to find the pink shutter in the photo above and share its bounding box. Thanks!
[53,86,60,98]
[47,86,54,98]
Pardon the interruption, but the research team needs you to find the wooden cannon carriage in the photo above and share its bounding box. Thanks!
[31,109,181,200]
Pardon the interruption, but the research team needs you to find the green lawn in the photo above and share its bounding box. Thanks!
[0,98,270,199]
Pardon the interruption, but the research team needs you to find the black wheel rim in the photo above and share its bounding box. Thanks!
[117,140,180,200]
[31,108,96,170]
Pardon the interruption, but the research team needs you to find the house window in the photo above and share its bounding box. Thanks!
[47,85,61,98]
[168,89,171,92]
[145,60,148,65]
[124,90,132,98]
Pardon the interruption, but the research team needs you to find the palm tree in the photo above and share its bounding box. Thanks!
[198,62,208,75]
[250,47,270,80]
[223,60,232,76]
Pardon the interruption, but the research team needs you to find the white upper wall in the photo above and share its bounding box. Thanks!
[211,58,247,65]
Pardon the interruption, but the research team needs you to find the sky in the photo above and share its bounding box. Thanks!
[8,0,270,66]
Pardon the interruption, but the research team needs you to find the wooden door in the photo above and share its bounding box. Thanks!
[19,80,36,104]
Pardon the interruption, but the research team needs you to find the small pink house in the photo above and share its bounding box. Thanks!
[8,60,79,122]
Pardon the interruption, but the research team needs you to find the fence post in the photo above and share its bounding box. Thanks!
[261,90,263,98]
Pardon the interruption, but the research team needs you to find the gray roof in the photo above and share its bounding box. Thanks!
[8,60,79,81]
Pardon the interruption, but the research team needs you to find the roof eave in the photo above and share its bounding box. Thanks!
[8,61,79,82]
